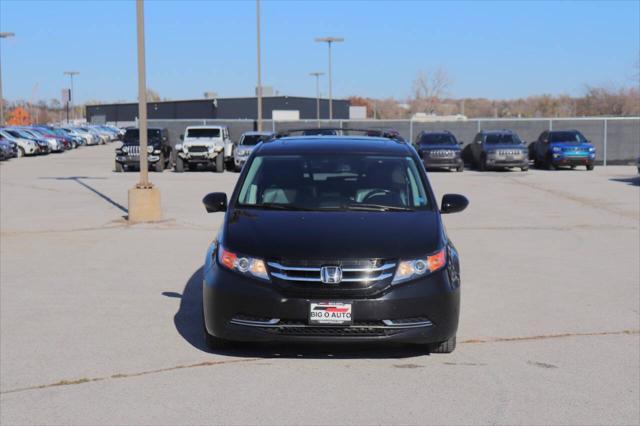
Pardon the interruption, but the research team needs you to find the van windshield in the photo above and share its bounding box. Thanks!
[237,154,429,211]
[187,128,221,138]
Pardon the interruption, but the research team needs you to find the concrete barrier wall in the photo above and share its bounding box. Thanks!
[142,117,639,164]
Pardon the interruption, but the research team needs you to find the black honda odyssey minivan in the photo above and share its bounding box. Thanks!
[201,134,468,353]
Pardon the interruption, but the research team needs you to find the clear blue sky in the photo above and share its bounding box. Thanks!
[1,0,638,104]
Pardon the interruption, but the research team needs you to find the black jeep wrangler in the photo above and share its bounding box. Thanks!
[115,127,173,172]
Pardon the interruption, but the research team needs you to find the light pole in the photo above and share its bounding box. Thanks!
[309,72,324,127]
[314,37,343,121]
[64,71,79,122]
[128,0,161,223]
[256,0,263,131]
[0,32,15,126]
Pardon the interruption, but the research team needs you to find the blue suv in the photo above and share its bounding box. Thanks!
[414,131,464,172]
[531,130,595,170]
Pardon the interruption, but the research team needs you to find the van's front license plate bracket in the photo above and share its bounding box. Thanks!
[309,302,352,325]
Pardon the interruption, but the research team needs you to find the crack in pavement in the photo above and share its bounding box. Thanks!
[459,329,639,344]
[1,329,637,396]
[1,358,259,395]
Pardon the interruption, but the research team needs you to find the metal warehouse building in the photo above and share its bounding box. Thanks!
[85,96,350,123]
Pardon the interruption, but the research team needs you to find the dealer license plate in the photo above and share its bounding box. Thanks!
[309,302,352,325]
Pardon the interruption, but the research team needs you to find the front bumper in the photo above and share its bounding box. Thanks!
[178,149,222,163]
[423,157,463,169]
[116,154,161,165]
[203,259,460,345]
[486,157,528,167]
[552,154,595,166]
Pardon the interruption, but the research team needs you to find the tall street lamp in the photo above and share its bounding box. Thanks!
[256,0,263,131]
[0,32,15,126]
[64,71,79,122]
[128,0,161,223]
[309,72,324,127]
[314,37,343,121]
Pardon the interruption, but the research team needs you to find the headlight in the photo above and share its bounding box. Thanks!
[589,147,595,152]
[218,246,269,281]
[122,146,129,153]
[552,146,561,153]
[147,146,154,154]
[237,149,247,156]
[392,248,446,285]
[175,144,182,152]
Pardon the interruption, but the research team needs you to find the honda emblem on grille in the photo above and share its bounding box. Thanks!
[320,266,342,284]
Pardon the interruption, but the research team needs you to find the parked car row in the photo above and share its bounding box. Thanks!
[414,129,595,172]
[110,125,598,175]
[114,125,275,174]
[0,123,123,161]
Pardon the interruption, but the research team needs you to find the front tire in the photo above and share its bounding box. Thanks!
[586,164,594,171]
[521,165,529,172]
[429,335,456,354]
[456,164,464,172]
[18,147,25,158]
[479,155,488,171]
[175,156,184,172]
[215,154,224,173]
[115,162,123,173]
[546,155,556,170]
[154,154,164,172]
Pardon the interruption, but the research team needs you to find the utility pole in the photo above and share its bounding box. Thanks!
[256,0,263,131]
[64,71,79,122]
[309,72,324,127]
[0,32,15,126]
[128,0,161,223]
[315,37,344,121]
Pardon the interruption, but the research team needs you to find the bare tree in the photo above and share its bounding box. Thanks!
[145,88,162,102]
[410,67,452,115]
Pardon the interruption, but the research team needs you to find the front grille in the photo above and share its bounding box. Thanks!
[267,260,395,284]
[428,149,456,159]
[124,145,140,155]
[187,145,208,153]
[562,147,588,154]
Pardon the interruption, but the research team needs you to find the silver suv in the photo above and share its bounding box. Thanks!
[233,131,273,171]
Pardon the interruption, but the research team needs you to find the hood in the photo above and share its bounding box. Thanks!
[183,137,223,146]
[419,143,461,151]
[223,208,443,261]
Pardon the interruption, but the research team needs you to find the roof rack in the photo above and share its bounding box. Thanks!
[273,128,406,142]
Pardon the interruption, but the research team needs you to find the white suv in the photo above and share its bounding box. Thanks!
[175,126,233,172]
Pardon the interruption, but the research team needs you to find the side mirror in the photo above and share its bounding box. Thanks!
[441,194,468,214]
[203,192,227,213]
[179,134,184,141]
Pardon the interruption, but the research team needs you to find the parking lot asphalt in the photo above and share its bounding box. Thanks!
[1,144,639,425]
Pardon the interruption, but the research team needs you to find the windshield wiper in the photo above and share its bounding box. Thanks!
[251,203,315,211]
[345,203,414,212]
